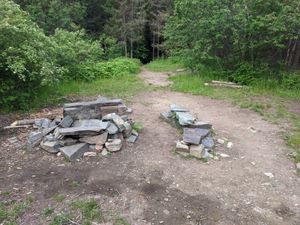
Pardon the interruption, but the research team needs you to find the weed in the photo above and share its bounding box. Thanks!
[49,213,72,225]
[69,180,81,188]
[132,122,144,133]
[114,217,131,225]
[71,199,103,223]
[53,195,65,202]
[43,207,54,216]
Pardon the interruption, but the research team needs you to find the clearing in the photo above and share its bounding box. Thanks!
[0,68,299,225]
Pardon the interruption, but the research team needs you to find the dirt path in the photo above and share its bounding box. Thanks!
[1,69,299,225]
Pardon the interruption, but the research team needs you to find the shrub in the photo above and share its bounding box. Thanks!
[0,0,63,110]
[74,58,141,81]
[281,72,300,90]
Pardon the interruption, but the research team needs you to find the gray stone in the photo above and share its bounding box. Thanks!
[60,143,89,161]
[201,148,213,159]
[176,141,190,153]
[40,141,60,153]
[102,113,125,131]
[176,112,196,126]
[72,119,109,130]
[101,148,109,156]
[63,107,101,120]
[105,139,122,152]
[170,104,189,112]
[121,115,129,121]
[190,144,205,159]
[106,123,119,135]
[132,129,139,137]
[35,118,51,128]
[183,128,210,145]
[64,99,122,108]
[296,163,300,170]
[187,121,212,129]
[123,122,132,138]
[79,132,108,145]
[59,127,102,136]
[160,112,173,122]
[126,135,138,143]
[27,131,44,149]
[202,136,215,149]
[49,120,57,128]
[59,115,73,128]
[83,152,97,157]
[44,134,56,142]
[7,137,18,144]
[59,138,78,146]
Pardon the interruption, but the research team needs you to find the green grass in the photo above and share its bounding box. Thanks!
[49,213,72,225]
[0,196,33,224]
[30,73,147,110]
[71,199,103,224]
[145,58,184,72]
[53,195,65,203]
[43,207,54,216]
[114,217,131,225]
[169,72,300,164]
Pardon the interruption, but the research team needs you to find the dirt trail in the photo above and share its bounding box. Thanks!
[0,69,299,225]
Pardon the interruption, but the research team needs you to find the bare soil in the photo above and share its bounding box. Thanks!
[0,69,299,225]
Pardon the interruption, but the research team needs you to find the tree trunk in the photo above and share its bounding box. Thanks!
[152,32,155,60]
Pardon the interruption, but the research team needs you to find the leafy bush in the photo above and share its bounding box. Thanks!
[0,0,63,110]
[281,72,300,90]
[74,58,140,81]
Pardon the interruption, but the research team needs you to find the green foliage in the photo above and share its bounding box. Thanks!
[43,207,54,216]
[71,199,103,224]
[164,0,300,75]
[0,0,63,111]
[15,0,86,35]
[49,213,72,225]
[74,58,140,81]
[281,72,300,90]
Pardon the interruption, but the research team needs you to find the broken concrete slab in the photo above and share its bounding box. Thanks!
[102,113,125,131]
[187,121,212,129]
[27,127,57,150]
[176,141,190,153]
[64,99,122,108]
[79,132,108,145]
[60,143,89,161]
[183,128,210,145]
[59,115,73,128]
[63,107,101,120]
[123,122,133,138]
[190,144,205,159]
[34,118,51,128]
[170,104,189,112]
[106,123,119,135]
[59,127,102,136]
[40,141,60,153]
[105,139,123,152]
[202,136,215,149]
[126,134,138,143]
[160,112,173,123]
[72,120,109,130]
[176,112,196,126]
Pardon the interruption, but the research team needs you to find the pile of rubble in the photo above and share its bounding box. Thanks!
[11,97,139,161]
[161,104,217,160]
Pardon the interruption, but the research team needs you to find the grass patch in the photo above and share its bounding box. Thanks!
[28,73,147,111]
[43,207,54,216]
[0,196,32,224]
[53,195,65,203]
[71,199,103,224]
[132,122,144,132]
[49,213,72,225]
[145,58,184,72]
[114,217,131,225]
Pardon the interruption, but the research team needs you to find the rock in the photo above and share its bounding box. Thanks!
[175,141,189,153]
[187,121,212,129]
[160,112,173,123]
[126,135,138,143]
[264,172,274,178]
[183,128,210,145]
[34,118,51,128]
[72,120,109,130]
[132,130,139,137]
[103,113,125,131]
[217,153,230,158]
[64,99,122,108]
[296,163,300,170]
[163,209,170,215]
[202,136,215,149]
[101,148,109,156]
[80,132,108,145]
[59,115,73,128]
[201,148,213,159]
[217,138,225,144]
[227,142,233,148]
[59,138,77,147]
[170,104,189,112]
[190,144,205,159]
[97,96,109,102]
[123,122,133,138]
[84,152,97,157]
[95,144,104,151]
[175,112,196,126]
[59,127,102,136]
[105,139,122,152]
[40,141,60,153]
[101,106,119,117]
[7,137,18,144]
[106,123,119,135]
[121,115,129,121]
[27,131,45,149]
[60,143,89,161]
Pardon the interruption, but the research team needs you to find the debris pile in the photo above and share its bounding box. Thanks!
[161,104,217,160]
[10,97,139,161]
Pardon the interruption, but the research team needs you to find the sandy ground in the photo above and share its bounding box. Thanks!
[0,69,299,225]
